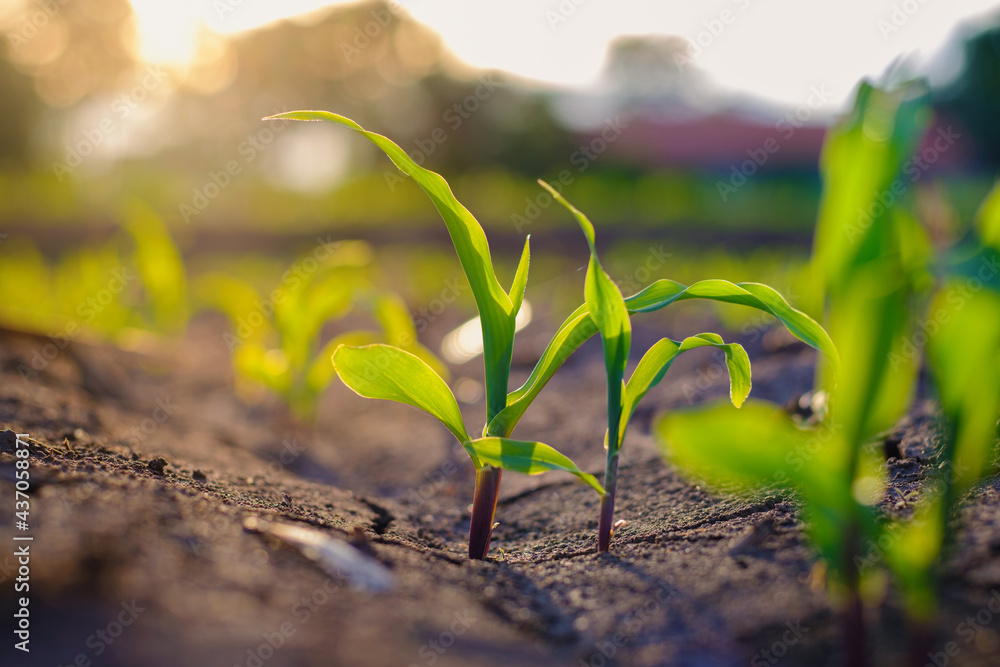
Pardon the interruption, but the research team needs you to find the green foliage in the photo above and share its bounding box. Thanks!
[334,344,469,444]
[489,277,836,439]
[195,240,443,421]
[658,79,1000,636]
[542,181,828,549]
[121,199,188,334]
[0,201,187,342]
[266,110,519,422]
[466,437,603,494]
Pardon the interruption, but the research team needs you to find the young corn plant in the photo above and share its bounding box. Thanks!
[658,81,930,666]
[195,241,444,421]
[878,185,1000,667]
[0,200,187,343]
[541,181,836,552]
[265,111,603,558]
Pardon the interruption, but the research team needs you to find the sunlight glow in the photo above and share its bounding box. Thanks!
[126,0,1000,109]
[442,300,533,365]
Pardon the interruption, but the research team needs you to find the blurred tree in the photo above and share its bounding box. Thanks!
[2,0,136,107]
[160,1,574,177]
[0,54,39,165]
[936,22,1000,169]
[603,34,707,105]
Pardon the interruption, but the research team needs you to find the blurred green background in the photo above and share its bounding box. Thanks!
[1,0,999,397]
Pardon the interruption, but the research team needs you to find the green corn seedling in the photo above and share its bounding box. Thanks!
[195,240,444,421]
[541,180,835,551]
[265,111,602,558]
[0,200,187,344]
[658,81,935,666]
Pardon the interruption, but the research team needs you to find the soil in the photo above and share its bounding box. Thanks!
[2,310,1000,667]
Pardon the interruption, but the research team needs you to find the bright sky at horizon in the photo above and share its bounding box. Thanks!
[129,0,1000,111]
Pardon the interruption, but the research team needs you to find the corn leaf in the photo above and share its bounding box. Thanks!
[978,181,1000,253]
[465,436,604,495]
[927,286,1000,496]
[618,334,750,446]
[509,235,531,317]
[332,344,469,445]
[266,111,515,421]
[121,199,188,333]
[541,180,631,454]
[489,278,836,438]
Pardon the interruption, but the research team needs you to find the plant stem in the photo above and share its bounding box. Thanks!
[843,523,868,667]
[597,452,619,552]
[468,465,502,560]
[907,618,930,667]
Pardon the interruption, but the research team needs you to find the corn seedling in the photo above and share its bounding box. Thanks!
[265,111,606,559]
[542,181,836,551]
[195,240,444,421]
[265,110,845,558]
[0,200,187,345]
[657,82,1000,667]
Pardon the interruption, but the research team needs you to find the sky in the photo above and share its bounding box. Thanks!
[127,0,1000,111]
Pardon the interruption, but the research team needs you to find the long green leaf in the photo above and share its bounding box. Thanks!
[618,334,750,446]
[332,344,470,447]
[489,278,837,437]
[465,436,604,495]
[509,235,531,317]
[927,286,1000,498]
[540,180,632,454]
[266,111,515,421]
[657,399,870,582]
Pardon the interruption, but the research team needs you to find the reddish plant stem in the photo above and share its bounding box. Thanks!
[468,465,502,560]
[597,453,619,553]
[843,523,868,667]
[597,493,615,552]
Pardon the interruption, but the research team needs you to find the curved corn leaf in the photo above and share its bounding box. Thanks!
[658,399,880,585]
[617,334,750,447]
[978,181,1000,253]
[332,344,469,446]
[234,343,291,394]
[509,235,531,317]
[121,199,188,333]
[541,180,631,453]
[489,278,836,438]
[465,436,604,495]
[927,286,1000,499]
[266,111,515,421]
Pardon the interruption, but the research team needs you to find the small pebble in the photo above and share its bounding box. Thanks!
[148,457,169,475]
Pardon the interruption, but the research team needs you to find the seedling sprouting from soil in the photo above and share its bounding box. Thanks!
[264,111,603,559]
[195,240,444,421]
[656,81,993,666]
[541,181,836,552]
